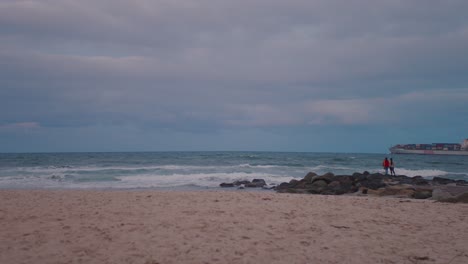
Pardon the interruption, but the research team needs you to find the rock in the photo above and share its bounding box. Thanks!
[327,178,354,195]
[287,179,300,188]
[413,189,432,199]
[358,177,386,190]
[304,172,318,183]
[373,186,415,197]
[412,176,429,185]
[313,179,328,187]
[245,179,266,188]
[432,186,468,202]
[326,181,345,195]
[352,173,368,183]
[220,179,266,188]
[455,180,468,186]
[252,178,266,185]
[277,188,309,194]
[328,181,341,188]
[432,177,456,185]
[338,176,354,185]
[276,182,291,191]
[308,180,328,194]
[311,173,335,184]
[272,171,467,198]
[453,193,468,203]
[436,193,468,203]
[233,180,251,186]
[292,179,309,189]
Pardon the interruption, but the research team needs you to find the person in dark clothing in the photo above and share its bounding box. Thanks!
[389,158,396,176]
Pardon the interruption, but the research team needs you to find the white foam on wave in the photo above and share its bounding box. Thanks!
[239,164,283,168]
[310,165,358,172]
[0,165,212,179]
[297,166,467,180]
[393,168,453,178]
[0,174,68,189]
[116,172,295,188]
[2,163,307,180]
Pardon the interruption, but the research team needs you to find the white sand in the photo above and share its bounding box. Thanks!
[0,190,467,264]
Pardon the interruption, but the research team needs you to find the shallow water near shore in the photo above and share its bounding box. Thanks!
[0,152,467,189]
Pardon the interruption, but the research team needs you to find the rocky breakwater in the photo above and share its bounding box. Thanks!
[220,172,468,203]
[275,172,468,202]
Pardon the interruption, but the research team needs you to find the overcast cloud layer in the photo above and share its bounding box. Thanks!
[1,0,468,152]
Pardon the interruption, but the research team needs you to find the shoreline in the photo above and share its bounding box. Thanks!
[1,189,468,264]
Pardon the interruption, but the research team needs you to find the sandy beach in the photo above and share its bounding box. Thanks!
[0,190,467,264]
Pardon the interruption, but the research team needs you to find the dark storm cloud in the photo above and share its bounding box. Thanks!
[3,1,468,83]
[1,0,468,145]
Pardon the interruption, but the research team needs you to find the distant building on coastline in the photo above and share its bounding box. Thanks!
[389,139,468,156]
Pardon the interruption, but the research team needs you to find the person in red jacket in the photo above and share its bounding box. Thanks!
[382,157,390,175]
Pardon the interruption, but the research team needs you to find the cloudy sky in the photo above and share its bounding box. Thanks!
[1,0,468,153]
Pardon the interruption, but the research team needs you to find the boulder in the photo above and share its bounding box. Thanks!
[303,172,318,183]
[311,172,335,184]
[326,180,350,195]
[326,178,355,195]
[292,179,309,189]
[313,179,329,187]
[220,179,266,188]
[374,186,415,198]
[442,193,468,203]
[411,176,429,185]
[252,178,266,184]
[358,177,386,190]
[432,186,468,203]
[432,177,456,185]
[360,187,368,194]
[413,189,432,199]
[233,180,251,186]
[245,179,266,188]
[288,179,300,188]
[276,182,291,191]
[308,180,328,194]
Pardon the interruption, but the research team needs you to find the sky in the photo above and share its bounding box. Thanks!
[1,0,468,153]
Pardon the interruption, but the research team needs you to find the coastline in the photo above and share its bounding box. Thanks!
[1,189,467,264]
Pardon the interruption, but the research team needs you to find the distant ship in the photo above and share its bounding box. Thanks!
[389,139,468,156]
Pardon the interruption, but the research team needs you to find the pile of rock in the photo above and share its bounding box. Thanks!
[219,179,268,189]
[219,171,468,202]
[275,171,468,202]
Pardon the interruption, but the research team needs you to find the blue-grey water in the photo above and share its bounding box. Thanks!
[0,152,467,189]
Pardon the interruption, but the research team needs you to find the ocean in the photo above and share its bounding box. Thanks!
[0,152,467,190]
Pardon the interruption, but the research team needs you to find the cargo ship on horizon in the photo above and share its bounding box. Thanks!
[389,139,468,156]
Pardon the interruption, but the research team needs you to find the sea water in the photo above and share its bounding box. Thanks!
[0,152,467,190]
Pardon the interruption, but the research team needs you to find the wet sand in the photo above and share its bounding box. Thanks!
[0,190,467,264]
